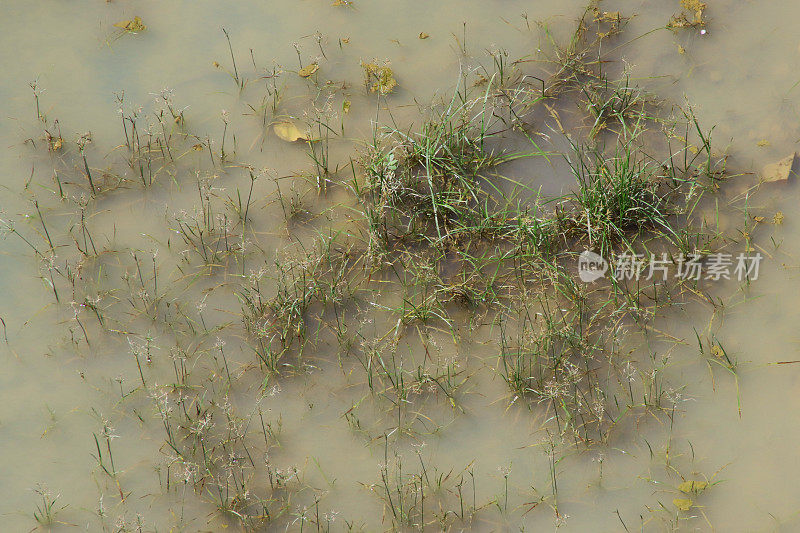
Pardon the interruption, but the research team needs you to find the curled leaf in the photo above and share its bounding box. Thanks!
[273,122,315,143]
[673,498,693,511]
[298,63,319,78]
[114,16,147,33]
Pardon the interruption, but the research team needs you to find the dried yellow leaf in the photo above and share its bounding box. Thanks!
[298,63,319,78]
[673,498,693,511]
[774,211,785,225]
[419,32,429,39]
[680,0,706,23]
[761,153,799,183]
[678,480,708,493]
[114,16,146,32]
[669,0,706,29]
[595,11,621,23]
[362,61,398,95]
[273,122,314,143]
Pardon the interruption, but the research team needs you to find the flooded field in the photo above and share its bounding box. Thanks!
[2,1,800,531]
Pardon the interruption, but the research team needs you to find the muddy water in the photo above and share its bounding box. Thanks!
[2,0,800,531]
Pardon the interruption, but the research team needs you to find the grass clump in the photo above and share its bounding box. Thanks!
[568,140,671,256]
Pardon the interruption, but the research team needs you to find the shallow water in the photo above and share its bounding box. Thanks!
[2,1,800,531]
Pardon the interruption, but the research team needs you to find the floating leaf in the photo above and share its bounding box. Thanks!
[362,61,398,95]
[673,498,693,511]
[774,211,785,225]
[678,480,708,493]
[761,153,799,183]
[298,63,319,78]
[419,32,429,39]
[273,122,314,143]
[114,16,147,33]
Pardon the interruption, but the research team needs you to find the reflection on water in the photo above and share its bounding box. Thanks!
[2,1,800,531]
